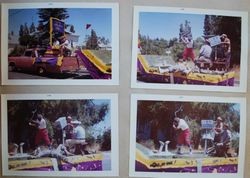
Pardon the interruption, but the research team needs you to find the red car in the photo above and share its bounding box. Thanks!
[8,48,84,75]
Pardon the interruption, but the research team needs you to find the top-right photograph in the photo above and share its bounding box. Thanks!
[131,6,248,92]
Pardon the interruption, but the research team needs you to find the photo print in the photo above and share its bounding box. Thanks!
[1,94,118,176]
[129,94,246,178]
[131,6,248,92]
[1,2,119,85]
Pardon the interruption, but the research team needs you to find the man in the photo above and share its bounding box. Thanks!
[213,116,224,143]
[173,117,192,154]
[59,36,71,56]
[209,123,232,157]
[220,34,231,69]
[65,120,87,154]
[32,143,74,165]
[29,114,51,147]
[195,40,213,66]
[63,116,74,140]
[182,36,195,61]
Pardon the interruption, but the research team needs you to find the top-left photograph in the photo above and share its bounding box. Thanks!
[1,2,119,85]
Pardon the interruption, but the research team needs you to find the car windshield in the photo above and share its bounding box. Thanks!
[24,51,32,57]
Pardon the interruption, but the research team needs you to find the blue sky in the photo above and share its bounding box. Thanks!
[9,8,112,45]
[139,12,205,40]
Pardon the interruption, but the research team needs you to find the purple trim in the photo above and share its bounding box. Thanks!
[202,164,238,173]
[174,76,234,86]
[60,160,102,171]
[136,161,238,173]
[35,57,58,66]
[19,160,102,171]
[75,50,111,79]
[137,59,234,86]
[135,161,197,173]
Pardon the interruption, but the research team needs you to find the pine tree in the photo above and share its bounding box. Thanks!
[86,29,99,49]
[19,24,24,37]
[203,15,211,36]
[29,22,36,33]
[37,8,69,45]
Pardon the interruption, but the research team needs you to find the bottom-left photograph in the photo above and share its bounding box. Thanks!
[1,93,118,177]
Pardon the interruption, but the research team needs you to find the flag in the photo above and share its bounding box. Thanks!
[86,24,91,29]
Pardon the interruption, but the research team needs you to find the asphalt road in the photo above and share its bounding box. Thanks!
[9,71,49,79]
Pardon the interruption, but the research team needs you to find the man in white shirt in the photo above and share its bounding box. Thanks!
[195,40,213,66]
[182,36,195,61]
[65,120,87,154]
[59,36,71,56]
[29,114,51,147]
[173,117,192,154]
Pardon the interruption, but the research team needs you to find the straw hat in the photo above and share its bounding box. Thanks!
[71,120,81,125]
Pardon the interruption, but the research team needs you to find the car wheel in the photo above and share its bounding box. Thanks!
[37,67,46,75]
[9,64,17,71]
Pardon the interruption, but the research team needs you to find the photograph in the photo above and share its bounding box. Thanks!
[1,2,119,85]
[129,94,246,178]
[131,6,248,92]
[1,94,118,176]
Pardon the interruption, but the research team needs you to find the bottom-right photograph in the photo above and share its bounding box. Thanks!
[129,94,246,178]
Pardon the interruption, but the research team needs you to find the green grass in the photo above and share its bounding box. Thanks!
[91,50,112,64]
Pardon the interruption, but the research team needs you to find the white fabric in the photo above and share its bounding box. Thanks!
[37,118,46,129]
[199,44,212,58]
[177,119,189,130]
[186,39,193,48]
[73,125,85,139]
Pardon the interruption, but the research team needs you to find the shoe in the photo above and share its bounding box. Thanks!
[189,149,193,155]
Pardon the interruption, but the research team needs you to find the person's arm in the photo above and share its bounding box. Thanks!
[62,145,74,156]
[173,122,178,130]
[29,119,39,127]
[199,46,205,57]
[180,36,187,44]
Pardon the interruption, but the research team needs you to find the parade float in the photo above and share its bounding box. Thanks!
[135,143,238,173]
[8,153,103,171]
[137,54,235,86]
[8,17,112,79]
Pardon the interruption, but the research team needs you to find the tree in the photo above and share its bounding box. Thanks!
[29,22,36,33]
[179,20,192,41]
[136,101,240,150]
[203,15,212,36]
[19,24,24,37]
[138,34,168,55]
[18,22,38,47]
[37,8,69,46]
[202,15,242,65]
[23,23,29,35]
[69,25,75,33]
[86,29,99,49]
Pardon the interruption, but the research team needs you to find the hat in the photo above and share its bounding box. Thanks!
[217,117,223,121]
[221,34,227,38]
[67,116,72,120]
[71,120,81,125]
[174,117,180,122]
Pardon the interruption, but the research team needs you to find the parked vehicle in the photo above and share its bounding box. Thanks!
[8,48,84,75]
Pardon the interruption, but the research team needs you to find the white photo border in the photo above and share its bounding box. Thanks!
[1,93,119,177]
[131,6,248,92]
[1,2,119,85]
[129,94,246,178]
